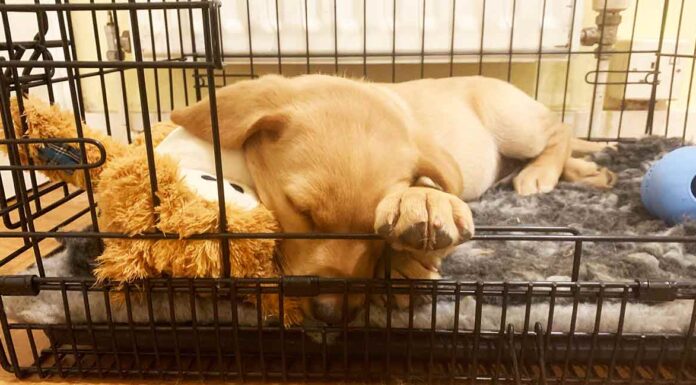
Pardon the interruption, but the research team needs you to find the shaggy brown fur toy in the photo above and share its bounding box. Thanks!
[2,96,301,326]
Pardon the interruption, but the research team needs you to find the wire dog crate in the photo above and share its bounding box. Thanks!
[1,0,696,383]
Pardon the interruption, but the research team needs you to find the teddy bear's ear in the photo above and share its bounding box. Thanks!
[170,75,293,149]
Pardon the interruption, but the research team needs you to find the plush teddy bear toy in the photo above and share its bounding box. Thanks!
[3,96,301,326]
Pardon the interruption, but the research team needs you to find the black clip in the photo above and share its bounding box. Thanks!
[282,276,319,297]
[635,280,677,302]
[0,275,40,296]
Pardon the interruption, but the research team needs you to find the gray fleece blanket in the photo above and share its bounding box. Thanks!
[3,137,696,335]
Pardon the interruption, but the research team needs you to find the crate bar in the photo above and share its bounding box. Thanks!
[507,324,522,385]
[655,335,669,382]
[100,289,123,376]
[616,0,641,140]
[363,280,371,378]
[81,282,104,378]
[110,3,132,143]
[586,0,610,140]
[0,206,89,267]
[681,40,696,144]
[606,285,630,383]
[31,7,55,104]
[0,11,47,277]
[406,282,415,374]
[64,1,86,122]
[1,229,693,243]
[143,281,163,378]
[188,280,204,379]
[201,48,663,64]
[676,300,696,383]
[216,4,226,87]
[0,204,90,267]
[0,297,21,377]
[563,0,579,122]
[59,281,83,375]
[123,285,145,376]
[470,282,484,384]
[89,0,112,136]
[228,280,244,380]
[448,0,457,77]
[419,0,426,79]
[244,0,255,79]
[534,323,548,385]
[492,284,510,385]
[449,282,461,383]
[478,0,486,75]
[0,137,106,171]
[0,60,212,69]
[664,0,686,137]
[0,2,214,11]
[25,328,43,378]
[199,0,231,278]
[582,284,605,383]
[275,0,282,74]
[255,282,267,381]
[175,0,190,106]
[533,0,548,100]
[427,283,437,382]
[506,0,517,82]
[190,0,201,101]
[362,0,367,76]
[128,0,161,220]
[0,39,66,50]
[560,283,581,385]
[661,52,696,59]
[166,280,183,376]
[544,284,557,372]
[146,0,162,122]
[0,183,79,226]
[391,0,396,82]
[210,284,226,380]
[518,284,533,369]
[645,0,671,135]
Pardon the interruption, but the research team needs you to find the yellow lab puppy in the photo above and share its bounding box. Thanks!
[171,74,614,323]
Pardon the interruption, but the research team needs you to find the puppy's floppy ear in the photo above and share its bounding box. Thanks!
[170,74,293,149]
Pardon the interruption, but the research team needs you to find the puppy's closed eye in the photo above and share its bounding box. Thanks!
[285,194,315,227]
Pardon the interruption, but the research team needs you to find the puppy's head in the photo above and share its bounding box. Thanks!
[171,75,460,323]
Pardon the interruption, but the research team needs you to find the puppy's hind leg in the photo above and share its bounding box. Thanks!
[571,138,615,157]
[512,123,573,196]
[469,78,573,196]
[562,157,616,189]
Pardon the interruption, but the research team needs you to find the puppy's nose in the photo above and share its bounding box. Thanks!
[311,295,345,324]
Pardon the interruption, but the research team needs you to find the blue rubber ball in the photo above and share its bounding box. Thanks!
[640,146,696,225]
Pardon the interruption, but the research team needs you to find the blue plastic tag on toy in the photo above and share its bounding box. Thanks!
[37,143,82,175]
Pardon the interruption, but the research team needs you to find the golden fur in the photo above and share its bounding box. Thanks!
[2,96,301,325]
[171,74,615,323]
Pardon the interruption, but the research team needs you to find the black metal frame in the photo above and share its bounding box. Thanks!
[0,0,695,382]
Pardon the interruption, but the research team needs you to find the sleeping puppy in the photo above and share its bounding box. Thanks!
[170,74,614,323]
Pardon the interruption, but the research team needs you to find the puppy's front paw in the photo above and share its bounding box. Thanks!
[513,164,560,195]
[374,187,474,253]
